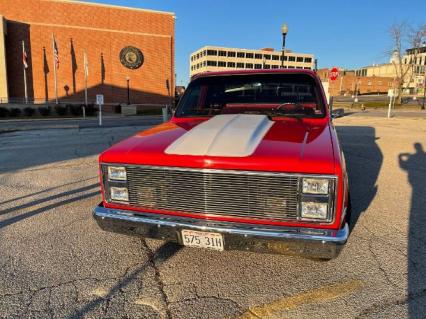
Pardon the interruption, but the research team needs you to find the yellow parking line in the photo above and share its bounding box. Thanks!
[234,280,363,319]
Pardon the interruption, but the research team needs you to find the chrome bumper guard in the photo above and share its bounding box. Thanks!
[93,203,349,259]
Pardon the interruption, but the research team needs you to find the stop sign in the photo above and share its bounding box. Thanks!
[329,67,339,81]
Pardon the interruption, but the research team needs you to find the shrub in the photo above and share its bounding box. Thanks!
[10,108,22,117]
[39,106,51,116]
[23,107,36,117]
[83,103,96,116]
[0,107,10,117]
[54,105,67,116]
[69,104,82,116]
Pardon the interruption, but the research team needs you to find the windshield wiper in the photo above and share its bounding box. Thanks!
[274,102,305,111]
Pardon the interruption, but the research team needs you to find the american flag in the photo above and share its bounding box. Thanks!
[22,41,28,69]
[53,35,59,69]
[83,50,89,77]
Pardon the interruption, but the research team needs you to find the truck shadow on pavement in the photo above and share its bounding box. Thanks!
[335,126,383,231]
[399,143,426,318]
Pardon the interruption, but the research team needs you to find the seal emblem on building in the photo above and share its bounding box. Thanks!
[120,46,144,69]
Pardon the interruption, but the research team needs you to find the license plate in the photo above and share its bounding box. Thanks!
[181,230,224,251]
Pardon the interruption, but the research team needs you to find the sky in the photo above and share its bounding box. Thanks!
[87,0,425,85]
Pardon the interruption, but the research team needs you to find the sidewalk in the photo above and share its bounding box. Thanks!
[342,109,426,119]
[0,115,163,133]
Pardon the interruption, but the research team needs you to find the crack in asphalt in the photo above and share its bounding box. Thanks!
[140,238,173,319]
[355,287,426,318]
[165,281,244,318]
[359,224,401,290]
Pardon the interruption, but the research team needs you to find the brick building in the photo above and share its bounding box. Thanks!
[0,0,175,105]
[317,68,397,96]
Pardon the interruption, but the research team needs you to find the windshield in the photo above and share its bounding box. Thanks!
[176,73,326,118]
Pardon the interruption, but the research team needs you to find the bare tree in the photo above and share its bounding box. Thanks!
[387,23,426,104]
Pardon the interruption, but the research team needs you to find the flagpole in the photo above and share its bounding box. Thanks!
[52,33,58,105]
[22,40,28,104]
[83,50,88,119]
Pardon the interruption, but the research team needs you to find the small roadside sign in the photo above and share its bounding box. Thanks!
[96,94,104,105]
[96,94,104,126]
[388,89,399,97]
[329,67,339,81]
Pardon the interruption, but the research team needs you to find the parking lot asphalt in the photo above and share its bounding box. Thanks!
[0,115,425,319]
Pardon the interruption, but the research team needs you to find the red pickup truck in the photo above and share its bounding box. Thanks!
[93,69,350,259]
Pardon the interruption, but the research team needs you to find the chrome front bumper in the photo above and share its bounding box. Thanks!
[93,203,349,259]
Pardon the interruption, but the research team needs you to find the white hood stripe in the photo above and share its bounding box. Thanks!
[165,114,273,157]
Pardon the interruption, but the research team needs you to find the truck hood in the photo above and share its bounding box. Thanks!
[100,115,336,174]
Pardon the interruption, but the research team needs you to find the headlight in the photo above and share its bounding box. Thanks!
[301,202,328,220]
[302,178,329,195]
[110,187,129,202]
[108,166,127,181]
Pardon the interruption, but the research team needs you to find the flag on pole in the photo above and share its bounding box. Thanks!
[53,35,59,69]
[22,42,28,69]
[52,33,59,104]
[83,50,89,77]
[22,40,29,104]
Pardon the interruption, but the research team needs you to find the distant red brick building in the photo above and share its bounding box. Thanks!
[317,68,397,96]
[0,0,175,105]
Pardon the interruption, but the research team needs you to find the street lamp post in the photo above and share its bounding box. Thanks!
[281,23,288,68]
[126,76,130,105]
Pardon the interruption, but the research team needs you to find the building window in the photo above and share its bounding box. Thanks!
[255,64,262,69]
[296,56,304,62]
[288,65,295,69]
[227,62,236,67]
[264,64,271,69]
[271,65,279,69]
[255,53,262,59]
[218,61,226,67]
[228,51,236,57]
[246,52,254,59]
[304,67,311,69]
[207,61,217,66]
[272,55,279,60]
[236,62,244,68]
[237,52,245,58]
[296,66,303,69]
[203,50,207,56]
[288,56,296,62]
[304,57,312,63]
[207,50,218,56]
[245,63,254,69]
[281,56,288,61]
[264,54,271,60]
[219,50,227,57]
[203,61,207,66]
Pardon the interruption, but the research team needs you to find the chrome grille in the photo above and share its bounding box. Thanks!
[125,166,300,221]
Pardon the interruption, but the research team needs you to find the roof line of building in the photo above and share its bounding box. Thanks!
[15,20,172,38]
[193,45,312,55]
[42,0,175,16]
